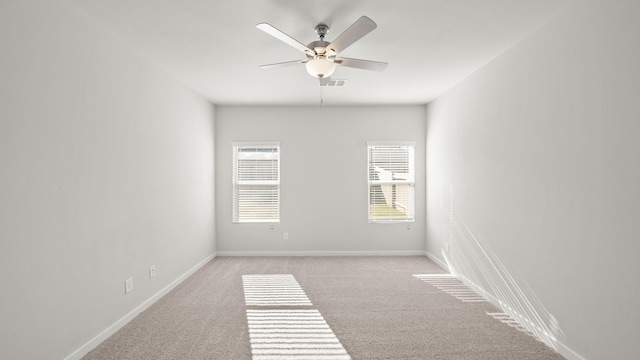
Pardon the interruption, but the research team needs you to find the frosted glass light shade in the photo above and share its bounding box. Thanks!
[306,58,336,78]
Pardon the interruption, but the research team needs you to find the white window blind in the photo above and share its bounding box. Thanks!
[367,142,415,222]
[233,143,280,223]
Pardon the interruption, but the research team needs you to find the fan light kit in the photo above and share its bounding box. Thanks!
[306,57,336,78]
[257,16,388,85]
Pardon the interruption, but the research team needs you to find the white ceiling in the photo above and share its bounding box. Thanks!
[69,0,572,105]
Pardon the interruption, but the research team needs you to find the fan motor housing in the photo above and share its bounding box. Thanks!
[306,40,333,58]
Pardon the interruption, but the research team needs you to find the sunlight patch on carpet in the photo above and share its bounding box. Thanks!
[413,273,487,303]
[243,274,351,360]
[247,309,351,360]
[243,274,313,306]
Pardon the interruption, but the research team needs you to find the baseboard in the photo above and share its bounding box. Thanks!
[425,250,449,270]
[64,252,217,360]
[216,250,426,257]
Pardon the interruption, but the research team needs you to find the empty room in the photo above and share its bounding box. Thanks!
[1,0,639,359]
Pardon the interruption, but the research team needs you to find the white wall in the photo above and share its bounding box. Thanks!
[216,106,425,255]
[0,2,215,359]
[426,0,640,359]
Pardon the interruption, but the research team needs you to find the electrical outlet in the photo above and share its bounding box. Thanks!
[125,277,133,294]
[283,232,289,240]
[149,265,156,279]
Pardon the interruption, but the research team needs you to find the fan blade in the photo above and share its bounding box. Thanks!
[319,76,332,86]
[334,57,388,71]
[327,16,377,54]
[259,59,307,70]
[256,23,313,55]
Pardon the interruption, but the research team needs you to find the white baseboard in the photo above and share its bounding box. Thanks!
[425,250,449,270]
[64,252,217,360]
[216,250,427,257]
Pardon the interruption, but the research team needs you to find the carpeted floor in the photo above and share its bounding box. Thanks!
[82,256,565,359]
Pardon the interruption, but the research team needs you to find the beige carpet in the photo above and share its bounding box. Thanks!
[82,256,565,359]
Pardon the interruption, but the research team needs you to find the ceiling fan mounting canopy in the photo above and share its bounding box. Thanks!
[256,16,388,83]
[315,23,329,40]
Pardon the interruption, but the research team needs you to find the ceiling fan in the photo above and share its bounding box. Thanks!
[256,16,388,85]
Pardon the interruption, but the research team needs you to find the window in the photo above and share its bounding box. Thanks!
[368,142,415,222]
[233,143,280,223]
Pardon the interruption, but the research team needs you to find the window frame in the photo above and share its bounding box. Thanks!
[367,141,416,223]
[232,142,280,223]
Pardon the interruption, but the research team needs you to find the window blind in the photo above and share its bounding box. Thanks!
[367,143,415,222]
[233,143,280,223]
